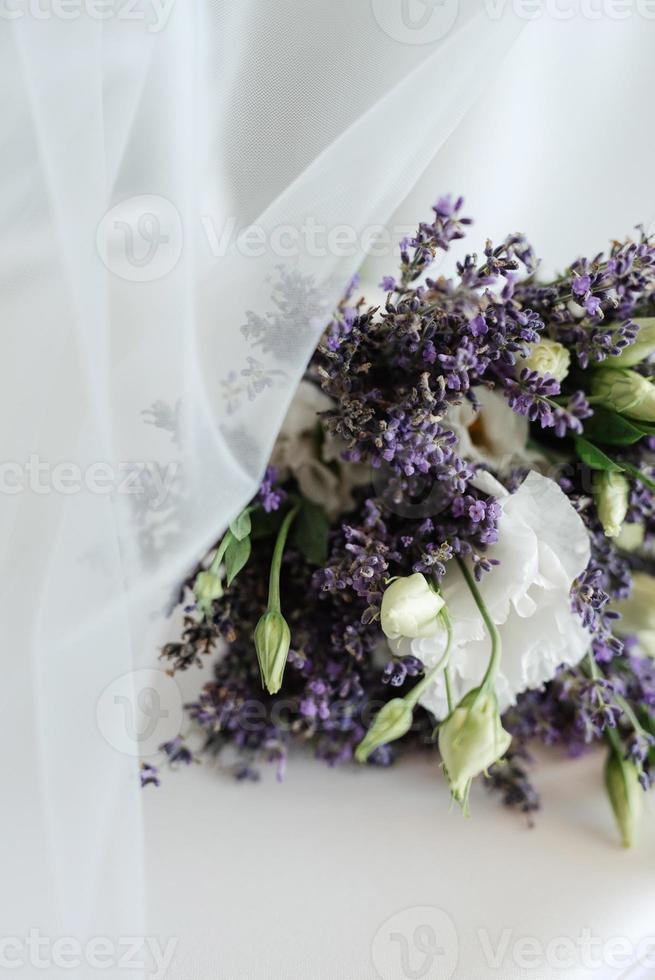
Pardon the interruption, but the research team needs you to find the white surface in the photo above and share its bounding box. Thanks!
[145,749,655,980]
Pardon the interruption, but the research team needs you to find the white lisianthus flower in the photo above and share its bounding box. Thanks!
[524,338,571,383]
[380,573,445,640]
[271,380,368,517]
[443,387,545,474]
[390,471,592,719]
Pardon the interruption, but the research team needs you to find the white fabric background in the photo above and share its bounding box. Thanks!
[146,748,655,980]
[2,2,655,978]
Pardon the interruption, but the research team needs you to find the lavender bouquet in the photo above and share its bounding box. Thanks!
[156,197,655,848]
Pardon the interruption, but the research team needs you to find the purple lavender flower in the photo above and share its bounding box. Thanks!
[160,736,193,767]
[258,466,286,512]
[140,763,160,788]
[572,275,592,297]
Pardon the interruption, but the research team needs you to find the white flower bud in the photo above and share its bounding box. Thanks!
[606,317,655,368]
[593,470,629,538]
[605,751,643,848]
[524,338,571,383]
[380,573,445,640]
[254,610,291,694]
[355,698,413,763]
[438,689,512,806]
[591,368,655,422]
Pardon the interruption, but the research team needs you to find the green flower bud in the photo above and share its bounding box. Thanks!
[611,571,655,657]
[193,570,223,617]
[524,338,571,383]
[605,751,643,848]
[613,571,655,634]
[593,470,629,538]
[254,610,291,694]
[591,367,655,422]
[438,689,511,807]
[355,698,413,763]
[615,521,645,553]
[606,317,655,368]
[380,573,445,640]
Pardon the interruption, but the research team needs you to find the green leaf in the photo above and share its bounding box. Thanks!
[574,436,625,472]
[229,508,252,541]
[583,406,645,446]
[632,419,655,436]
[224,533,252,586]
[292,499,330,565]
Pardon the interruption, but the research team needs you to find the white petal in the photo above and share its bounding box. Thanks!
[475,387,531,461]
[280,380,333,438]
[401,472,593,721]
[469,469,509,498]
[507,471,591,584]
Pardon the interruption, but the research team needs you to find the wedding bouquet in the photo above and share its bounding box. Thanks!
[154,196,655,848]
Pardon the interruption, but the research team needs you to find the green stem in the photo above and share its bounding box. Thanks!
[588,652,652,740]
[444,668,454,715]
[615,692,651,740]
[605,722,624,758]
[587,648,602,681]
[456,557,502,695]
[267,504,300,612]
[619,459,655,493]
[405,609,453,709]
[208,533,232,576]
[586,652,625,756]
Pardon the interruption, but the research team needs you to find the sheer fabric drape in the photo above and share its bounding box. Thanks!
[2,2,526,974]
